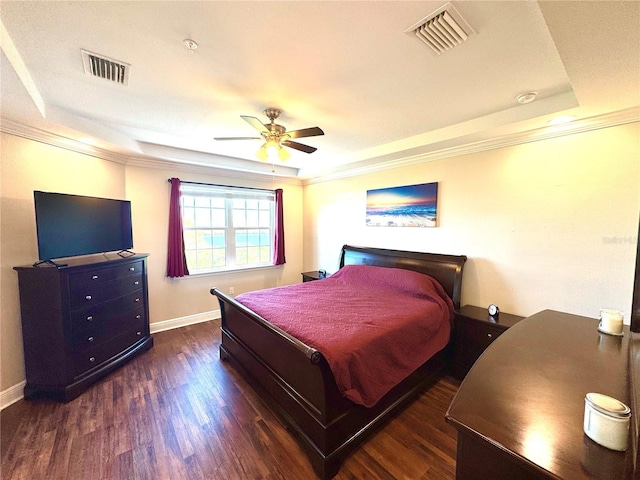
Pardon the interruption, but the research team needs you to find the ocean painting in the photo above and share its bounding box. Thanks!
[366,182,438,227]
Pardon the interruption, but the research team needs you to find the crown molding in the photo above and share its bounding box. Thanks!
[0,118,303,186]
[3,107,638,187]
[125,155,303,186]
[301,107,640,185]
[0,118,131,165]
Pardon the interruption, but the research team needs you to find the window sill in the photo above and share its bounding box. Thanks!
[183,264,282,278]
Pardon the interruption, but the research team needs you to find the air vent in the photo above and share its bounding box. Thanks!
[81,49,131,85]
[405,3,475,55]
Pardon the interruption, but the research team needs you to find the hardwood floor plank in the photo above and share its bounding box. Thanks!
[340,449,398,480]
[34,428,56,474]
[1,320,459,479]
[43,425,74,479]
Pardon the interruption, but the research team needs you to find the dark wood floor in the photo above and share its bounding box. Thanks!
[1,320,460,479]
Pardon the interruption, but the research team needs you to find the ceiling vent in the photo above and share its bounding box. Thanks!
[81,49,131,85]
[405,3,475,55]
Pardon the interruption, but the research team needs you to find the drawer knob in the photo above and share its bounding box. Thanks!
[89,356,96,363]
[134,298,140,302]
[85,295,92,301]
[87,315,93,322]
[134,281,139,285]
[487,333,493,339]
[136,314,141,319]
[92,275,99,280]
[136,331,142,336]
[129,267,135,272]
[88,336,94,343]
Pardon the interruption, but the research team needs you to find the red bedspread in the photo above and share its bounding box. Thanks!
[235,265,454,407]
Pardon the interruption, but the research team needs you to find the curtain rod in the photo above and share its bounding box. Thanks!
[167,179,274,193]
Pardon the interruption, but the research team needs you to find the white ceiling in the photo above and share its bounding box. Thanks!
[1,1,639,180]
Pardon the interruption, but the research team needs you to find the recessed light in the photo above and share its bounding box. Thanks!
[547,116,576,126]
[516,92,537,104]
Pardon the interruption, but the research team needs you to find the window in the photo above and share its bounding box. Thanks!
[180,183,275,273]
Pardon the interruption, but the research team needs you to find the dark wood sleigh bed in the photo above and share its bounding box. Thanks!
[210,245,466,479]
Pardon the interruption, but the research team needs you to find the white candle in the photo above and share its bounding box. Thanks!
[584,393,630,451]
[599,309,624,335]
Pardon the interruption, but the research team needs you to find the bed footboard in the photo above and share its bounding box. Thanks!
[210,244,466,479]
[211,287,449,479]
[213,288,347,417]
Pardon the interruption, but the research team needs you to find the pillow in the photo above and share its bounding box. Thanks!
[331,264,449,302]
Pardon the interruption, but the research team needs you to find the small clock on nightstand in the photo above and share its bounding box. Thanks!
[488,304,500,317]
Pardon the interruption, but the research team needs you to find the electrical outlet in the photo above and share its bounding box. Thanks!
[229,287,235,294]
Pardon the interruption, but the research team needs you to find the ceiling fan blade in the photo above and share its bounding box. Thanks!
[282,140,317,154]
[286,127,324,139]
[214,137,262,141]
[241,115,269,134]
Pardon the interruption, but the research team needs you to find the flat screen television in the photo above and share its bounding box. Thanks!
[34,191,133,262]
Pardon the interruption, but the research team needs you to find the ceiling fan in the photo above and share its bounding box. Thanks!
[214,108,324,161]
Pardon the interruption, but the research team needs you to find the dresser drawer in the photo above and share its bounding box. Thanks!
[72,306,145,349]
[69,273,143,307]
[459,321,505,351]
[70,291,144,330]
[114,261,144,279]
[453,321,506,378]
[452,306,524,380]
[69,267,116,287]
[68,260,143,289]
[73,325,148,377]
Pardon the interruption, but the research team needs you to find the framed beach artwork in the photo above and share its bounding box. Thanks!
[366,182,438,227]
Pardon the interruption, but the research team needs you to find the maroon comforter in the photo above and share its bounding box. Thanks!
[235,265,454,407]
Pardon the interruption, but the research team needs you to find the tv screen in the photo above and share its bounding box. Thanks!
[34,191,133,261]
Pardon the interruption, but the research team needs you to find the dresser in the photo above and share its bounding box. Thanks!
[446,310,638,479]
[14,253,153,402]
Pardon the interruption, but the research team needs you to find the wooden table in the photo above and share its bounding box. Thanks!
[446,309,637,479]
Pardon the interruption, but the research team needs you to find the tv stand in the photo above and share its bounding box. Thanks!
[14,254,153,402]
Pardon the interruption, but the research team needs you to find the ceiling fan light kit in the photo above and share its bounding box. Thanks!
[215,108,324,162]
[256,138,291,162]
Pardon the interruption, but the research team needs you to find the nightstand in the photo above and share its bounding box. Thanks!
[451,305,524,380]
[301,270,327,282]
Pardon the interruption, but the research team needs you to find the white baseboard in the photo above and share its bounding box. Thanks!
[149,309,220,334]
[1,381,26,410]
[1,310,221,410]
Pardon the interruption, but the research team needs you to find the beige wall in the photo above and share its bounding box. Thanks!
[303,122,640,320]
[0,133,304,393]
[1,133,126,390]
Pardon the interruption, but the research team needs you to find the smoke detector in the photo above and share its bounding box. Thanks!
[183,39,198,53]
[516,92,538,104]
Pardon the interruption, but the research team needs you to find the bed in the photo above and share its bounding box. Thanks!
[210,245,467,479]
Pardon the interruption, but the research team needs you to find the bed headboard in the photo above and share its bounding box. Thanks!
[339,245,467,310]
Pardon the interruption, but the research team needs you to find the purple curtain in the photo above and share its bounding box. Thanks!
[273,188,286,265]
[167,178,189,277]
